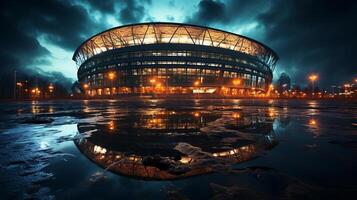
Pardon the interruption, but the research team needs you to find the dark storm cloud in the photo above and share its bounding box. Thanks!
[86,0,116,14]
[258,0,357,86]
[186,0,227,25]
[0,0,102,98]
[186,0,268,25]
[119,0,151,23]
[0,0,155,98]
[0,0,101,65]
[188,0,357,87]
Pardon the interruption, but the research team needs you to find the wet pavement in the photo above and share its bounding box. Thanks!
[0,99,356,199]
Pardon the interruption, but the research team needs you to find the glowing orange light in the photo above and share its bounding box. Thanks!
[149,78,156,84]
[179,156,192,164]
[48,84,54,91]
[16,82,23,87]
[108,121,115,130]
[309,74,318,81]
[232,79,241,86]
[83,84,89,89]
[194,112,200,117]
[194,80,200,86]
[108,72,115,80]
[309,119,317,126]
[232,112,240,119]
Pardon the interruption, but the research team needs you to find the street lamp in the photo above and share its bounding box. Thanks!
[16,82,23,99]
[83,83,89,97]
[31,88,41,99]
[48,84,54,92]
[308,74,318,96]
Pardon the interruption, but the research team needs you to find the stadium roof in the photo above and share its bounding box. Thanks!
[73,22,278,69]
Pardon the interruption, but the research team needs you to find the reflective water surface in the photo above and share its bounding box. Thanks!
[0,99,356,199]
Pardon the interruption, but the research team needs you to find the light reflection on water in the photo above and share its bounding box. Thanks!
[74,108,278,180]
[0,99,356,199]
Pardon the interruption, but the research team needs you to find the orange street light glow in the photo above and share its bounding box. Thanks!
[83,84,89,89]
[232,78,241,86]
[149,78,156,84]
[194,112,200,117]
[309,74,318,81]
[309,119,317,125]
[232,112,240,119]
[194,80,200,86]
[108,72,115,80]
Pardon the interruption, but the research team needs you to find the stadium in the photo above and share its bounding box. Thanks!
[73,22,278,96]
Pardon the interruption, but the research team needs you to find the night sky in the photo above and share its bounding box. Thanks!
[1,0,356,97]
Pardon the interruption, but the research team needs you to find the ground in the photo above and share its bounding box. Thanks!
[0,99,356,199]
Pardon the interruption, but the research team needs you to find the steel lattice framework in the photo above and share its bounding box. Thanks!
[73,22,278,70]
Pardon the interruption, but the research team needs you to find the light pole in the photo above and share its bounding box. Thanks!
[16,82,23,100]
[83,83,89,98]
[309,74,318,97]
[48,84,54,98]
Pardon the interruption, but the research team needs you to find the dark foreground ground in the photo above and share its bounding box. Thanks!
[0,99,356,199]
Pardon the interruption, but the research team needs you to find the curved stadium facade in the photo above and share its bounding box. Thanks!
[73,22,278,96]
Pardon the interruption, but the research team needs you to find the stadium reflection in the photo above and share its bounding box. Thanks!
[75,109,278,180]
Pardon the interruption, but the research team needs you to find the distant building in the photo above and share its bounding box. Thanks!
[277,73,291,93]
